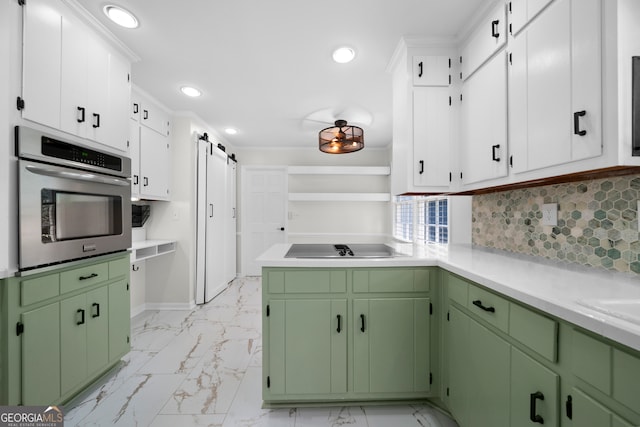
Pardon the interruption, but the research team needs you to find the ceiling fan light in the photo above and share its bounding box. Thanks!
[319,120,364,154]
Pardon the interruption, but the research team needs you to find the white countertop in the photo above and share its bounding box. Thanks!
[257,243,640,352]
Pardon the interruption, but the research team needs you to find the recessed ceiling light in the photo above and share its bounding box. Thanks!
[332,46,355,64]
[103,5,139,29]
[224,128,238,135]
[180,86,202,97]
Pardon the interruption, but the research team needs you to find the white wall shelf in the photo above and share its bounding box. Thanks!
[287,166,390,176]
[288,193,391,202]
[131,239,177,262]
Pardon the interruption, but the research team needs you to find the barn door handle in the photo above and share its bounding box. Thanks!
[418,61,423,78]
[530,391,544,424]
[574,110,587,136]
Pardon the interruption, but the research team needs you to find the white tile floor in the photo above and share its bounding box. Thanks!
[65,277,458,427]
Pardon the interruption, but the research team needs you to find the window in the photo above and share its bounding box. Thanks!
[393,196,449,244]
[393,196,414,242]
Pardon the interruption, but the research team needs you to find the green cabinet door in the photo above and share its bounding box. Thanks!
[353,298,430,394]
[60,293,88,396]
[510,347,559,427]
[267,298,347,396]
[86,286,109,376]
[467,317,511,427]
[108,280,130,361]
[21,302,60,405]
[572,388,635,427]
[448,305,470,427]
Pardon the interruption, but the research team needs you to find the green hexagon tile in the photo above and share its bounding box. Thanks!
[472,176,640,274]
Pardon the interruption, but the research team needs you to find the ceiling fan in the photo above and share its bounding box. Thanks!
[301,106,373,130]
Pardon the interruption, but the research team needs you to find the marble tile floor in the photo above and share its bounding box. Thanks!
[65,277,459,427]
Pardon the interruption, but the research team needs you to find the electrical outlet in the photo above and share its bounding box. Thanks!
[541,203,558,226]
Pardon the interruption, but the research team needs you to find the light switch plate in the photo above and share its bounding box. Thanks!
[541,203,558,226]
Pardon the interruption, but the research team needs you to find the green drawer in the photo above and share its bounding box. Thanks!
[108,256,130,279]
[268,270,347,294]
[571,329,611,395]
[467,284,509,333]
[509,302,558,362]
[612,348,640,412]
[446,274,468,306]
[21,274,60,306]
[60,262,109,294]
[353,269,430,293]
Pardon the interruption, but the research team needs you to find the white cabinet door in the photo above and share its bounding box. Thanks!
[413,56,450,86]
[461,2,507,80]
[413,87,451,188]
[106,52,132,153]
[22,0,62,129]
[140,100,170,136]
[129,119,140,198]
[59,13,88,138]
[139,126,170,199]
[509,0,602,173]
[85,35,110,145]
[508,0,554,36]
[461,51,508,185]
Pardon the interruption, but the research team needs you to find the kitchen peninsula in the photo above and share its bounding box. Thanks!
[258,243,640,426]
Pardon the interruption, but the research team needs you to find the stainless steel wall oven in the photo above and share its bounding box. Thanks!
[16,126,131,270]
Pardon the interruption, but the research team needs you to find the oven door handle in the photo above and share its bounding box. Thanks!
[25,164,130,187]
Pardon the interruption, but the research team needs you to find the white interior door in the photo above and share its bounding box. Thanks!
[241,167,287,276]
[225,160,237,283]
[205,147,228,302]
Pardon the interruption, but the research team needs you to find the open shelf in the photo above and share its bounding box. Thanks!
[131,239,177,262]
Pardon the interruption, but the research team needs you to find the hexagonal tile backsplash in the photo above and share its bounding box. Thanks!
[472,175,640,274]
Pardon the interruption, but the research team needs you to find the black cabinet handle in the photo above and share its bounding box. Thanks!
[76,309,85,325]
[565,395,573,420]
[133,103,139,114]
[133,175,139,185]
[419,160,424,175]
[530,391,544,424]
[143,177,149,187]
[574,110,587,136]
[360,314,366,332]
[77,106,85,123]
[492,144,501,162]
[92,303,100,318]
[279,227,285,231]
[92,113,100,128]
[418,61,423,78]
[209,203,214,218]
[79,273,98,281]
[491,19,500,38]
[472,300,496,313]
[143,109,149,120]
[337,315,342,333]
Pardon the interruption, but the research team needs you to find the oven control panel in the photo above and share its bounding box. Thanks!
[41,136,122,172]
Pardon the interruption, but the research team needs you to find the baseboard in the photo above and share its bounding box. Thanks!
[144,301,197,311]
[130,303,147,318]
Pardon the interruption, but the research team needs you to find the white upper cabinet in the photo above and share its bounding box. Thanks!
[461,1,507,80]
[508,0,554,36]
[508,0,602,174]
[413,86,452,188]
[413,56,450,86]
[461,50,508,185]
[132,93,171,137]
[21,0,131,153]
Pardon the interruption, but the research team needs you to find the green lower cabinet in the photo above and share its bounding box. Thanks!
[572,388,634,427]
[267,298,347,396]
[108,280,130,361]
[466,317,510,427]
[21,302,60,405]
[448,305,470,427]
[353,298,430,394]
[60,293,89,396]
[510,347,559,427]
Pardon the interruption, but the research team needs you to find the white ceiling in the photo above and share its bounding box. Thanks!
[80,0,491,150]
